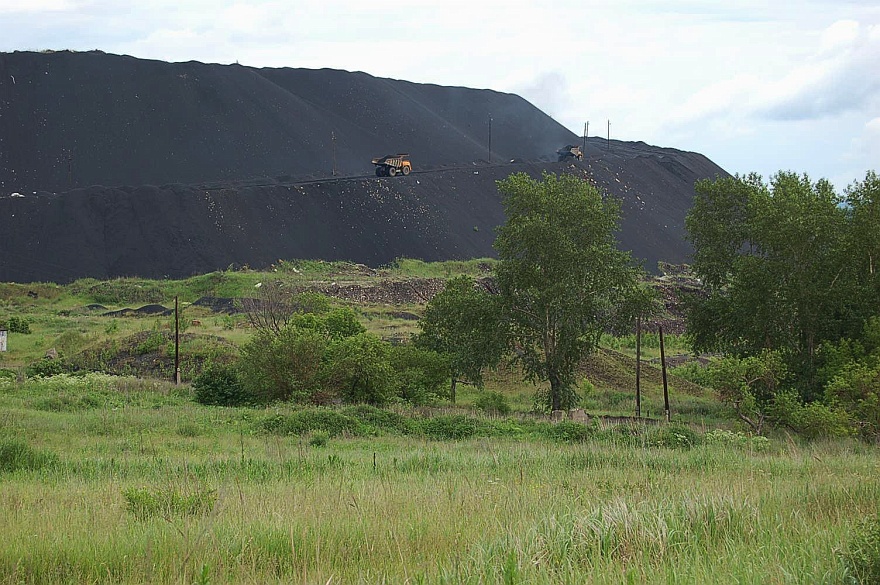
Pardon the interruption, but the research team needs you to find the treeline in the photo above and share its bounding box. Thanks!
[683,170,880,439]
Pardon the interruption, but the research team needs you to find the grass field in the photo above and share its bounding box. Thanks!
[2,262,878,583]
[1,375,878,584]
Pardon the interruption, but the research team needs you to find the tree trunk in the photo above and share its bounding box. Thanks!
[549,370,562,411]
[450,377,457,404]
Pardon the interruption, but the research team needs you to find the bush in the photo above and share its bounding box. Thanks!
[308,431,329,447]
[0,438,57,473]
[543,421,593,443]
[419,414,487,440]
[259,410,365,437]
[341,404,415,435]
[324,333,396,405]
[1,316,32,334]
[193,363,250,406]
[648,423,700,449]
[25,357,70,378]
[389,344,449,405]
[238,326,327,403]
[473,391,511,415]
[704,429,770,452]
[841,515,880,584]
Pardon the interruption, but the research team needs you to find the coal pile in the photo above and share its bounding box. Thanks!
[0,51,728,283]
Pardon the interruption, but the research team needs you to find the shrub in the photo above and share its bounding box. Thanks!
[308,431,329,447]
[389,344,449,405]
[192,363,250,406]
[25,357,70,378]
[704,429,770,452]
[135,331,167,355]
[648,423,700,449]
[0,438,57,473]
[259,410,365,437]
[543,421,593,443]
[841,515,880,584]
[238,326,327,403]
[419,414,487,440]
[473,391,512,415]
[1,316,32,334]
[341,404,415,435]
[324,333,397,405]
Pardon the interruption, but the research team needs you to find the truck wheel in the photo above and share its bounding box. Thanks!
[402,165,411,176]
[388,167,397,177]
[375,168,383,177]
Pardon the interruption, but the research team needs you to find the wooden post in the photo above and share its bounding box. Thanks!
[658,323,670,422]
[174,296,181,385]
[635,316,641,418]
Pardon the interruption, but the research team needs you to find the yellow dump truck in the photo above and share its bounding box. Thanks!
[372,154,412,177]
[556,145,584,162]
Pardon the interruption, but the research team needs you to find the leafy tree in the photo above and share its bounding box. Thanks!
[414,275,507,402]
[686,172,862,399]
[494,172,646,411]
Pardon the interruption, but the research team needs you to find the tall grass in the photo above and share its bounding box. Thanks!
[1,381,877,583]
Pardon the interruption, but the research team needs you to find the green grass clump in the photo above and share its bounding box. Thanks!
[542,421,594,443]
[122,485,217,520]
[842,514,880,584]
[0,438,57,473]
[259,409,367,437]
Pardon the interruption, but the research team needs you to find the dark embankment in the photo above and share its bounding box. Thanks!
[0,51,727,283]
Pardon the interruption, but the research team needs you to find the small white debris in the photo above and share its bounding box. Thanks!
[254,282,262,288]
[10,192,23,197]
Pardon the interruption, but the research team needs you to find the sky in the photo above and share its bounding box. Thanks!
[1,0,878,190]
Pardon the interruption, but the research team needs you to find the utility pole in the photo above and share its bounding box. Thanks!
[331,131,337,176]
[658,323,670,422]
[635,316,641,418]
[607,119,611,150]
[174,296,181,385]
[582,122,587,153]
[487,115,492,163]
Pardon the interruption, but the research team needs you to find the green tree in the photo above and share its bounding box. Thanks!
[414,275,507,402]
[494,172,645,411]
[685,172,860,399]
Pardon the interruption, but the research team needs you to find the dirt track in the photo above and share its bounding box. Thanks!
[0,51,728,283]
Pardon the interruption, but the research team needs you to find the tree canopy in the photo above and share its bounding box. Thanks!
[686,170,880,413]
[494,172,647,411]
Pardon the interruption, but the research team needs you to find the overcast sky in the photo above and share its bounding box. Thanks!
[1,0,878,190]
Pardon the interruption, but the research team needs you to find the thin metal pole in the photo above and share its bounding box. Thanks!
[635,316,641,418]
[174,296,181,385]
[607,119,611,150]
[331,131,337,176]
[659,324,670,422]
[487,115,492,163]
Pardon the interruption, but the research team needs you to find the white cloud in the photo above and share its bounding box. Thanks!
[0,0,75,13]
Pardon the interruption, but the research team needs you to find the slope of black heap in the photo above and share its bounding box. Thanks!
[0,50,728,283]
